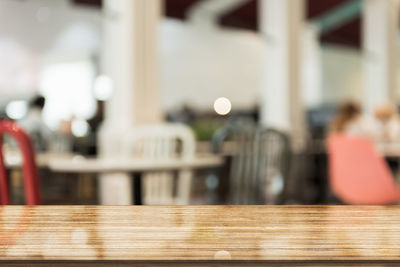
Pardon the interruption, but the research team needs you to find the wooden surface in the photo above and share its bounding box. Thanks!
[2,205,400,265]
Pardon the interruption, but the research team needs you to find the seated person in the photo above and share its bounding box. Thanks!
[18,95,53,152]
[330,101,400,176]
[374,103,400,143]
[329,101,378,139]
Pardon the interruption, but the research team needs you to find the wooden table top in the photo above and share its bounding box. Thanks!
[2,205,400,264]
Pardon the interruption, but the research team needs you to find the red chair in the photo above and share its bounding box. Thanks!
[0,120,40,205]
[327,133,400,204]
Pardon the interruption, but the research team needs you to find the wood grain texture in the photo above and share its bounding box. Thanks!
[1,206,400,264]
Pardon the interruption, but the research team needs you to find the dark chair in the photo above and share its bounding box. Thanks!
[305,105,337,203]
[213,119,290,204]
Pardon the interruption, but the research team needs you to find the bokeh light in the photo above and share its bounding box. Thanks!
[213,97,232,115]
[93,75,113,101]
[6,100,28,120]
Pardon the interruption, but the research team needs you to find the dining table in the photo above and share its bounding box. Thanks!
[376,142,400,158]
[1,205,400,266]
[4,152,224,205]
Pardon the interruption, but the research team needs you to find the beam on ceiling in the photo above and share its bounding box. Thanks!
[313,0,362,34]
[187,0,251,26]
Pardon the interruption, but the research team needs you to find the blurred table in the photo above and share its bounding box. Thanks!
[35,154,222,205]
[2,205,400,266]
[46,154,223,173]
[4,152,74,169]
[309,140,400,158]
[49,154,223,205]
[4,152,223,205]
[376,142,400,158]
[4,152,223,172]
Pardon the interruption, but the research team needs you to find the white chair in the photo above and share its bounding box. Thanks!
[122,124,196,205]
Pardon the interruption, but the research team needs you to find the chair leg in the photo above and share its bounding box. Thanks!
[177,170,192,205]
[0,150,10,205]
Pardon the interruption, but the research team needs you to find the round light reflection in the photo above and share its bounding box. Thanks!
[93,75,113,101]
[6,101,28,120]
[213,97,231,115]
[71,119,90,137]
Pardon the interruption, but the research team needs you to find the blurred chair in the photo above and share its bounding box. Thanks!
[327,134,400,204]
[304,105,337,204]
[0,120,40,205]
[306,105,337,141]
[122,124,195,205]
[213,119,290,204]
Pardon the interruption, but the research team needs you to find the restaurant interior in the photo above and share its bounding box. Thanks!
[2,0,400,265]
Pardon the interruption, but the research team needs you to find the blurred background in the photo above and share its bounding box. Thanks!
[1,0,400,205]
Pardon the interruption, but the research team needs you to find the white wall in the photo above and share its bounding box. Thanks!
[321,44,364,105]
[0,0,101,104]
[0,0,101,54]
[160,19,368,112]
[160,19,265,111]
[0,0,388,114]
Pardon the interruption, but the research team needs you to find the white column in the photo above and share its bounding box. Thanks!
[259,0,306,151]
[302,24,322,109]
[363,0,400,113]
[98,0,162,204]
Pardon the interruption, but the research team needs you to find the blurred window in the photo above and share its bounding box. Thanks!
[39,58,96,130]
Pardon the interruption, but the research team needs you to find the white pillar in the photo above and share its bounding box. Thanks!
[259,0,306,150]
[363,0,400,113]
[302,24,322,109]
[98,0,162,204]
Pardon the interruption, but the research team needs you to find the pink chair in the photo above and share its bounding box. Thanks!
[0,120,40,205]
[327,133,400,204]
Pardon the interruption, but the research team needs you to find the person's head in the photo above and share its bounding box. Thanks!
[374,103,396,122]
[30,95,45,111]
[330,101,361,132]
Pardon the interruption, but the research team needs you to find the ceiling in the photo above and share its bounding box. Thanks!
[72,0,362,47]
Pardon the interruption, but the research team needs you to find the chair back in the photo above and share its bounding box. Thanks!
[327,133,400,204]
[216,121,290,204]
[0,120,40,205]
[122,124,195,204]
